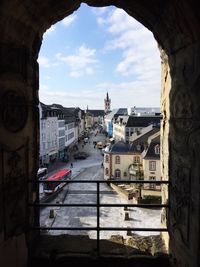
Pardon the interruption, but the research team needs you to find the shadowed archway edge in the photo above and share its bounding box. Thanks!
[0,0,200,56]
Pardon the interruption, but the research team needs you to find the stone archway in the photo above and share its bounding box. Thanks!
[0,1,200,267]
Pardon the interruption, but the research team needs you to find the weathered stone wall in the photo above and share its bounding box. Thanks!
[168,43,200,267]
[0,1,200,267]
[160,39,200,266]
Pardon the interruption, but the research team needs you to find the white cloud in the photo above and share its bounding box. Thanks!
[97,17,106,25]
[62,14,77,27]
[96,79,160,108]
[91,6,110,16]
[56,45,98,77]
[38,57,51,68]
[39,87,105,109]
[44,25,56,36]
[39,78,160,109]
[95,8,160,84]
[38,56,59,68]
[107,8,140,34]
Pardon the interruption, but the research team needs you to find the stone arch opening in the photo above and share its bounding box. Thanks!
[1,1,200,267]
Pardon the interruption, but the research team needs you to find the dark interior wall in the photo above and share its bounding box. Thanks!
[0,1,200,266]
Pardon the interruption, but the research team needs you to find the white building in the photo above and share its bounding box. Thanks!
[113,115,161,142]
[142,131,161,197]
[104,128,161,201]
[65,120,76,153]
[39,102,58,166]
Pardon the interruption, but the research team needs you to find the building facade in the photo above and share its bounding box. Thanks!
[104,92,111,114]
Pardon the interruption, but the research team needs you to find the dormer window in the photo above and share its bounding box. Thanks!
[155,144,160,154]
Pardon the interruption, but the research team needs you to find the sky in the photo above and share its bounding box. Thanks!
[38,4,161,110]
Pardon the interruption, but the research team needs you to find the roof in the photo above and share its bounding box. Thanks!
[143,135,160,160]
[130,128,160,153]
[109,141,130,153]
[40,102,58,119]
[115,115,129,125]
[132,127,160,145]
[117,108,128,115]
[87,109,105,117]
[105,108,128,120]
[126,115,162,127]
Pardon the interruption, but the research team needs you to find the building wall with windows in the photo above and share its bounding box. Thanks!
[113,117,127,141]
[39,103,48,165]
[104,151,143,180]
[142,132,161,196]
[143,158,161,191]
[46,116,58,163]
[57,119,65,160]
[39,102,58,165]
[113,115,162,143]
[65,122,76,148]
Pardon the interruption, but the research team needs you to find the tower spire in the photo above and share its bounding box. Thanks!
[104,91,111,114]
[106,91,109,101]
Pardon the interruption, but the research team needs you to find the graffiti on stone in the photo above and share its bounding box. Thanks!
[171,166,191,246]
[0,90,28,132]
[1,144,28,239]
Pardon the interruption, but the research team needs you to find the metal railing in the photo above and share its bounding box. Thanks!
[29,179,169,256]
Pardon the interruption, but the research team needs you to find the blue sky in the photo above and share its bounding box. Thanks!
[38,4,161,110]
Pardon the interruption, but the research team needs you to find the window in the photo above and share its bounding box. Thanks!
[105,168,109,175]
[59,130,65,137]
[115,155,120,164]
[115,169,121,178]
[149,161,156,171]
[58,121,65,128]
[105,155,109,163]
[134,156,140,163]
[155,144,160,154]
[149,176,156,189]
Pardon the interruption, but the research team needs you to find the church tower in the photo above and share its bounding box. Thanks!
[104,92,111,114]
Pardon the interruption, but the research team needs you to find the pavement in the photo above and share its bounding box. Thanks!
[47,130,107,178]
[40,130,161,239]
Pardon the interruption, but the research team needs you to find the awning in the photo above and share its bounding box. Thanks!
[49,150,57,156]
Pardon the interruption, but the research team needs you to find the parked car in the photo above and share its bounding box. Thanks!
[84,137,89,143]
[73,152,89,160]
[96,141,104,149]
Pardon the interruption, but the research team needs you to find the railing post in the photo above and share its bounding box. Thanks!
[97,182,100,257]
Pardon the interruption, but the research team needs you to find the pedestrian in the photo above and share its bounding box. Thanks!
[70,163,73,168]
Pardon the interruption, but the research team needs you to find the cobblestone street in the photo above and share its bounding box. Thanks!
[40,130,162,240]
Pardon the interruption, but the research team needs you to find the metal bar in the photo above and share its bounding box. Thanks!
[97,182,100,256]
[29,203,169,208]
[30,178,169,238]
[29,179,169,184]
[32,226,168,231]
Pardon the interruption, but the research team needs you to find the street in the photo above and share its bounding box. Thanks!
[40,130,162,240]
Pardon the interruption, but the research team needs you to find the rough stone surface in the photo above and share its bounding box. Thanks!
[0,1,200,267]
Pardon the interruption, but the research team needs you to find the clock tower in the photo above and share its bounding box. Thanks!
[104,92,111,114]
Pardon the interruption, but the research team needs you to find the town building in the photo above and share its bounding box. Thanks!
[85,106,105,129]
[104,92,111,114]
[104,108,128,137]
[142,131,161,198]
[104,126,161,200]
[39,102,58,166]
[1,2,200,267]
[113,115,162,142]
